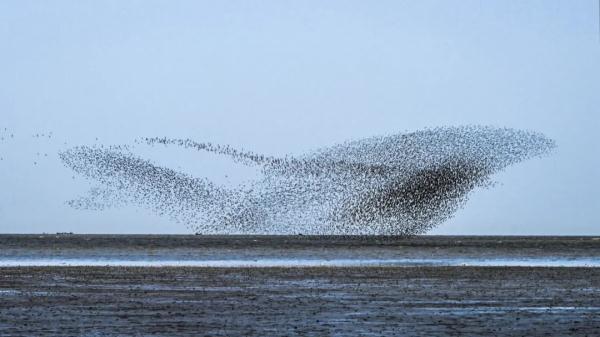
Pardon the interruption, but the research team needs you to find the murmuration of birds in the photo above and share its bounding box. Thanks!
[56,126,556,235]
[0,128,12,161]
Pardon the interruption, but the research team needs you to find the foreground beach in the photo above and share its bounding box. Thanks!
[0,235,599,336]
[1,266,599,336]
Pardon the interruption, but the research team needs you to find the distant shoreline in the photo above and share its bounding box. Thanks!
[1,235,599,268]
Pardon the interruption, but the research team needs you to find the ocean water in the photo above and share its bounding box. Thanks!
[1,257,599,267]
[1,234,599,267]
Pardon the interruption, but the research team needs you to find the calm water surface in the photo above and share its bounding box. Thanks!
[1,234,599,267]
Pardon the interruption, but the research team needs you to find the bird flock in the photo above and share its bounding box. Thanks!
[57,126,555,235]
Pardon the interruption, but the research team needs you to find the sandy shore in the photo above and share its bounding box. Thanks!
[1,266,599,336]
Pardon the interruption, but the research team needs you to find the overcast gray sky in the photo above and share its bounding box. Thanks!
[0,0,598,234]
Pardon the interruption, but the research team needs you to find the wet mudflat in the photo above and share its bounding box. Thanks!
[1,266,599,336]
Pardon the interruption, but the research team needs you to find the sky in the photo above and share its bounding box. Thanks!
[0,0,598,234]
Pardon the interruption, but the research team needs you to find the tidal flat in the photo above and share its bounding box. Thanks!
[0,235,599,336]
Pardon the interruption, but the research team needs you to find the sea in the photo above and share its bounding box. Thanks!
[1,234,599,267]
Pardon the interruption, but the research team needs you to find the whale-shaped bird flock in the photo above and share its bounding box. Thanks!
[54,126,555,235]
